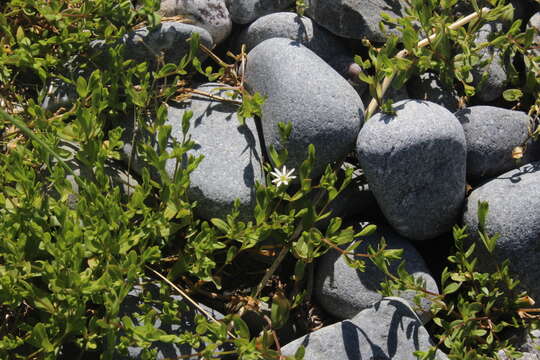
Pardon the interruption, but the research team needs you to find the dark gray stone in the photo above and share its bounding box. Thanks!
[315,224,438,324]
[237,12,348,62]
[123,22,213,68]
[226,0,294,24]
[167,83,264,220]
[116,280,227,359]
[281,297,449,360]
[528,12,540,57]
[471,21,507,102]
[408,72,460,113]
[455,106,532,181]
[304,0,408,42]
[245,38,364,178]
[122,83,264,220]
[356,100,467,241]
[154,0,232,44]
[462,161,540,302]
[497,329,540,360]
[42,78,78,113]
[327,55,369,95]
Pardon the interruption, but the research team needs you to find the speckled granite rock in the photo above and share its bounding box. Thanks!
[123,22,213,68]
[304,0,408,42]
[237,12,348,62]
[357,100,466,241]
[245,37,364,178]
[281,297,449,360]
[226,0,294,24]
[462,161,540,303]
[315,223,438,324]
[455,106,532,181]
[153,0,232,44]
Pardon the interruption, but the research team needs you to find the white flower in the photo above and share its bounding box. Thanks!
[270,165,296,187]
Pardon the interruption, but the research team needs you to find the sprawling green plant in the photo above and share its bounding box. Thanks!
[1,0,539,359]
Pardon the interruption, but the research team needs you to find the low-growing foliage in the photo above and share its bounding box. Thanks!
[0,0,539,359]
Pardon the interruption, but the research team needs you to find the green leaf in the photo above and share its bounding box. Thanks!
[211,218,230,234]
[270,292,290,329]
[502,89,523,102]
[76,76,89,98]
[443,282,461,295]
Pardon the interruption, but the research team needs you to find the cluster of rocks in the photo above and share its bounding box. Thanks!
[39,0,540,359]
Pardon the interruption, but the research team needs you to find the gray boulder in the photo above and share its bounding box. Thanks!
[116,280,227,359]
[123,22,213,68]
[455,106,532,181]
[315,224,438,324]
[408,72,460,113]
[304,0,408,42]
[226,0,294,24]
[167,83,264,220]
[237,12,348,62]
[245,38,364,178]
[281,297,449,360]
[152,0,232,44]
[497,329,540,360]
[471,21,507,102]
[462,161,540,302]
[122,83,264,220]
[356,100,467,241]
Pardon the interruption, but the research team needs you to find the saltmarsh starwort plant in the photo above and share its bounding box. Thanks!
[0,0,539,359]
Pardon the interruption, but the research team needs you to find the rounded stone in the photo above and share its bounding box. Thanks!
[245,37,364,178]
[226,0,294,24]
[408,72,460,113]
[304,0,407,42]
[314,224,439,324]
[281,297,449,360]
[356,100,467,241]
[123,22,213,67]
[237,12,348,62]
[454,106,532,181]
[462,162,540,302]
[166,83,264,220]
[155,0,232,44]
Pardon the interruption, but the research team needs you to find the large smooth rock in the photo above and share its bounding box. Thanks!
[226,0,294,24]
[471,22,507,102]
[455,106,532,181]
[237,12,348,62]
[155,0,232,44]
[123,22,213,68]
[356,100,467,241]
[281,297,449,360]
[122,83,264,220]
[304,0,408,42]
[245,38,364,178]
[116,280,227,359]
[462,162,540,302]
[167,83,264,220]
[315,224,438,324]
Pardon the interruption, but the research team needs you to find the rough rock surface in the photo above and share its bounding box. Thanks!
[226,0,294,24]
[462,161,540,302]
[237,12,348,62]
[304,0,408,42]
[455,106,532,181]
[122,83,264,220]
[167,83,264,220]
[123,22,213,68]
[281,297,449,360]
[154,0,232,44]
[408,72,460,113]
[528,12,540,57]
[356,100,466,241]
[245,38,364,178]
[315,224,438,324]
[471,21,507,102]
[116,281,227,359]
